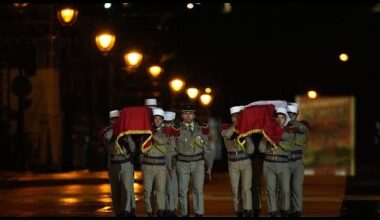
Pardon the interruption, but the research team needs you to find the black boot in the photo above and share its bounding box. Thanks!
[269,211,277,217]
[147,212,154,217]
[236,211,243,217]
[254,209,261,217]
[293,211,301,217]
[130,208,136,217]
[156,210,165,217]
[194,214,203,217]
[280,210,288,217]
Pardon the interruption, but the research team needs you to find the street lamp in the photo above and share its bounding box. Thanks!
[199,93,212,106]
[205,87,212,94]
[57,7,78,26]
[124,51,143,69]
[95,32,116,55]
[307,90,318,99]
[148,65,163,78]
[186,87,199,100]
[169,78,185,93]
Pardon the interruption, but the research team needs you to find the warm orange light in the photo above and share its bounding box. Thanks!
[95,32,116,53]
[199,94,213,106]
[339,53,349,62]
[205,87,212,94]
[57,7,78,26]
[124,51,143,68]
[307,90,318,99]
[186,88,199,99]
[148,65,163,78]
[169,78,185,93]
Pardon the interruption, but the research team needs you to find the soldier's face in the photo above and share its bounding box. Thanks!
[288,112,298,121]
[231,113,240,126]
[182,111,195,123]
[154,116,163,128]
[165,121,174,128]
[110,117,118,125]
[276,114,286,128]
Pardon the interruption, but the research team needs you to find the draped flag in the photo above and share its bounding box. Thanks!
[245,100,291,125]
[114,106,153,154]
[235,104,284,149]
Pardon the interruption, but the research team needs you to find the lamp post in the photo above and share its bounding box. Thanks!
[148,65,163,98]
[57,6,79,27]
[169,78,185,108]
[186,87,199,100]
[124,51,143,72]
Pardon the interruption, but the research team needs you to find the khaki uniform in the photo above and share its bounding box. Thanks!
[251,134,264,217]
[259,128,295,216]
[165,135,178,215]
[103,128,136,217]
[175,122,214,216]
[222,126,254,215]
[288,120,308,215]
[142,127,171,216]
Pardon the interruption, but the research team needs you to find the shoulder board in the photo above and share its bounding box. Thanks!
[201,126,209,135]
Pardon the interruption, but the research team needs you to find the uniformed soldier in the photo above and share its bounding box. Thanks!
[221,105,254,217]
[175,103,214,217]
[103,110,136,217]
[287,103,309,217]
[258,107,294,217]
[163,111,179,217]
[142,107,170,217]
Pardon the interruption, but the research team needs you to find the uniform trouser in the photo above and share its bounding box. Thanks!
[263,161,290,212]
[142,164,167,213]
[177,160,205,216]
[108,161,135,215]
[289,159,304,213]
[228,159,253,212]
[252,156,263,210]
[165,168,178,211]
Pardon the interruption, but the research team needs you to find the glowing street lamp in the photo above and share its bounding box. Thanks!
[205,87,212,94]
[307,90,318,99]
[186,87,199,99]
[148,65,163,78]
[339,53,349,62]
[124,51,143,69]
[169,78,185,93]
[57,7,78,26]
[199,94,212,106]
[95,32,116,54]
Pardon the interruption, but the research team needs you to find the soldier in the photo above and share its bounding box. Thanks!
[258,107,294,217]
[102,110,136,217]
[142,108,170,217]
[221,105,254,217]
[162,111,179,217]
[175,103,214,217]
[287,103,309,217]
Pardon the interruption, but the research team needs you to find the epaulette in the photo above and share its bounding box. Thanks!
[162,127,180,137]
[201,125,209,135]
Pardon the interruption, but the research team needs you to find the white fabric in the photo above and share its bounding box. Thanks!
[145,98,157,106]
[109,110,120,118]
[230,106,243,115]
[153,108,165,117]
[287,104,299,114]
[164,111,176,121]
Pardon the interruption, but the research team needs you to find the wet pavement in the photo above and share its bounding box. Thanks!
[0,169,347,217]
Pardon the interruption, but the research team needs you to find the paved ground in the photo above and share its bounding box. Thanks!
[0,169,347,217]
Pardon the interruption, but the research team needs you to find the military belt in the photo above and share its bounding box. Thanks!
[264,154,289,163]
[177,153,204,162]
[289,149,303,162]
[110,157,131,164]
[228,150,250,162]
[143,155,166,166]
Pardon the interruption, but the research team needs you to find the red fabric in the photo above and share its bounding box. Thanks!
[162,127,181,137]
[201,126,209,135]
[220,123,231,131]
[113,106,153,137]
[113,106,153,152]
[235,104,284,144]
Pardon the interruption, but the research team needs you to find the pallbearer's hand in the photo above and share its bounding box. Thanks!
[206,168,212,182]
